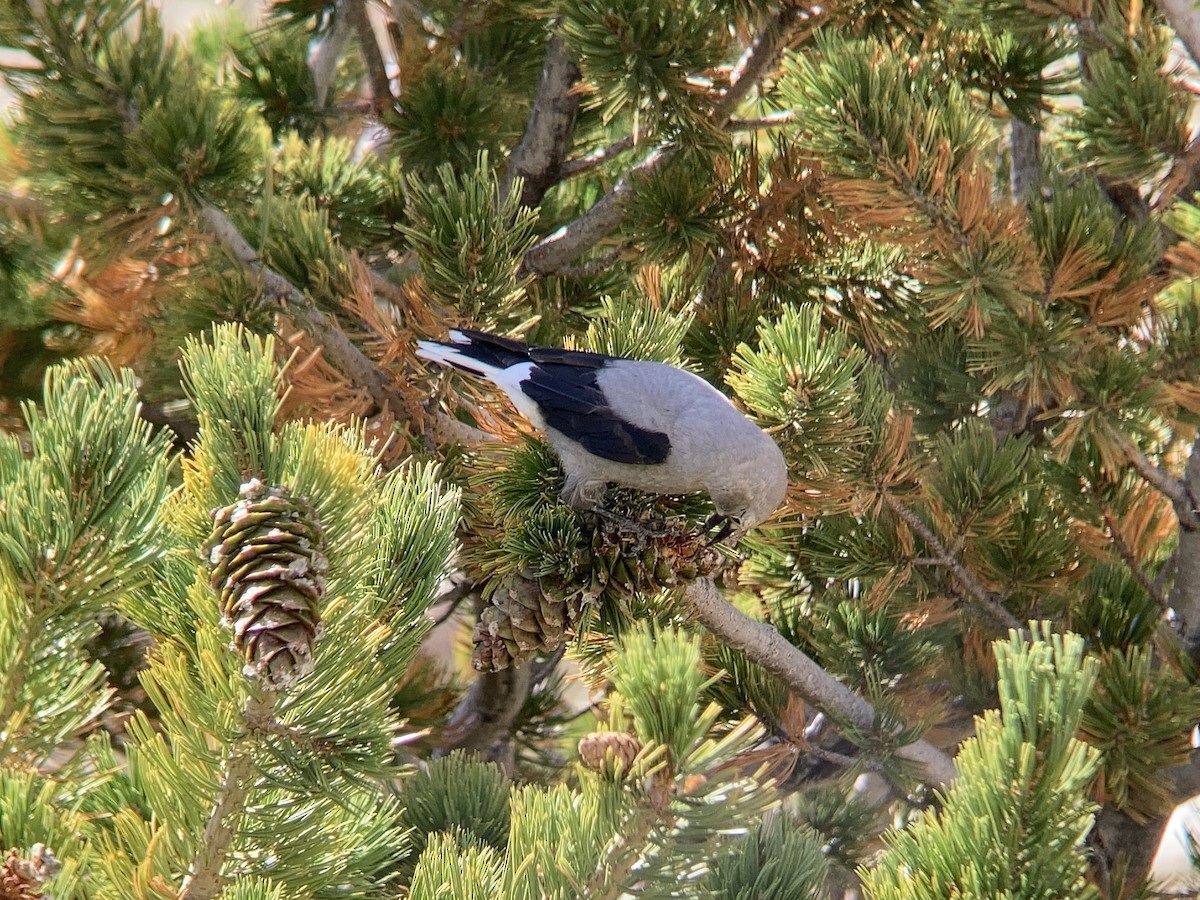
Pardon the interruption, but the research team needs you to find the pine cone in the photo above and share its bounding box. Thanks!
[0,845,61,900]
[471,571,584,671]
[203,479,327,690]
[589,522,724,597]
[578,730,643,779]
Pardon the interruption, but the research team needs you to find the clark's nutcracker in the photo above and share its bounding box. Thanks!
[416,329,788,531]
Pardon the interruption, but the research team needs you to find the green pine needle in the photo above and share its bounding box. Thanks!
[400,152,538,323]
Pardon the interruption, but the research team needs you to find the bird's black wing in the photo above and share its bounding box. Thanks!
[436,330,670,465]
[520,360,671,466]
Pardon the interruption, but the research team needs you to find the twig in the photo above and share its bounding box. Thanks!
[179,693,275,900]
[430,575,477,627]
[726,112,795,131]
[801,741,878,772]
[501,33,582,208]
[880,492,1025,634]
[682,578,958,786]
[1102,510,1169,611]
[348,0,393,113]
[138,400,200,446]
[560,136,637,179]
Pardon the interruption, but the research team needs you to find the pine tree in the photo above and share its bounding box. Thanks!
[3,0,1200,896]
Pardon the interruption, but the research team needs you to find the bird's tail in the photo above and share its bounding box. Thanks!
[415,329,532,376]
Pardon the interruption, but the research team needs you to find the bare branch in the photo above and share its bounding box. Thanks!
[501,33,582,208]
[348,0,393,113]
[881,492,1025,634]
[560,136,637,179]
[519,148,670,277]
[682,578,958,786]
[554,247,624,279]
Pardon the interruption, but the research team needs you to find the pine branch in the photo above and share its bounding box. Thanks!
[881,493,1026,634]
[682,578,958,786]
[501,33,582,209]
[202,204,497,448]
[553,247,624,278]
[348,0,393,113]
[179,693,276,900]
[863,130,971,250]
[519,4,814,276]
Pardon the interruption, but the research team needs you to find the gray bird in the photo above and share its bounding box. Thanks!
[416,329,788,532]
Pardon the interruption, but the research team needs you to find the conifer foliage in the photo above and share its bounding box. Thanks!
[3,0,1200,896]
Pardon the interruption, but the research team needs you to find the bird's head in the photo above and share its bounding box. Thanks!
[710,437,788,534]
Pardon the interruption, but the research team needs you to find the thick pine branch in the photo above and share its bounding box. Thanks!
[199,205,400,411]
[682,578,958,786]
[442,663,533,766]
[501,33,582,209]
[519,4,815,276]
